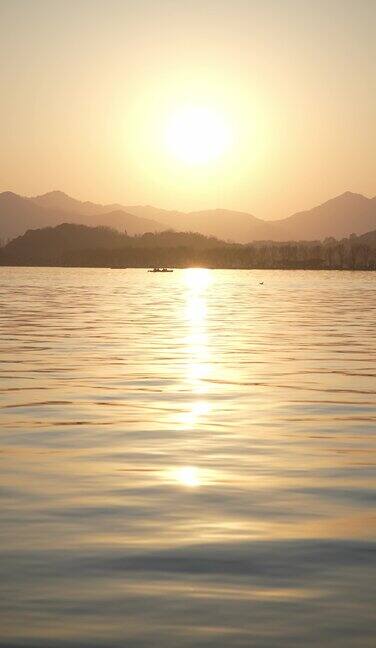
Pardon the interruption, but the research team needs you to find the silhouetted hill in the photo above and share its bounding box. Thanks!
[2,189,376,243]
[76,209,164,235]
[2,224,225,264]
[4,223,127,263]
[0,191,164,240]
[275,192,376,240]
[30,189,376,242]
[124,206,280,242]
[0,192,54,240]
[32,193,277,243]
[1,222,375,270]
[32,190,127,218]
[91,194,376,241]
[131,230,224,249]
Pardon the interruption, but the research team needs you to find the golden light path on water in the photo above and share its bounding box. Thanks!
[171,268,213,489]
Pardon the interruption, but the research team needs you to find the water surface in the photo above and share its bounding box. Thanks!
[0,267,375,647]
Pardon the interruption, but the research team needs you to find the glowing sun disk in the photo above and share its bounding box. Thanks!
[166,106,231,165]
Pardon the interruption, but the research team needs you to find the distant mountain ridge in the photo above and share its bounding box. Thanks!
[32,190,128,218]
[274,191,376,240]
[31,192,273,242]
[28,189,376,241]
[1,189,375,243]
[0,191,163,241]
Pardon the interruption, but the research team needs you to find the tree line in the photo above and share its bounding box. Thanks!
[0,223,375,269]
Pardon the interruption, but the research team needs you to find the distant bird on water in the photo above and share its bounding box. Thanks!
[259,281,264,285]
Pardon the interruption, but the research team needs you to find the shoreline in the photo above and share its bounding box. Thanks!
[1,264,375,271]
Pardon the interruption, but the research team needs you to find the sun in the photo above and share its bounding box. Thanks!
[165,105,231,165]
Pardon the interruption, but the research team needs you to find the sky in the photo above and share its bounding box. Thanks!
[0,0,375,219]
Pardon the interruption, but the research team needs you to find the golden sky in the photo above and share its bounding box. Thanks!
[0,0,375,218]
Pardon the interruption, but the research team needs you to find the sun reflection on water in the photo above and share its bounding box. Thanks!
[179,400,212,429]
[184,267,212,291]
[184,268,212,395]
[167,270,215,488]
[174,466,201,488]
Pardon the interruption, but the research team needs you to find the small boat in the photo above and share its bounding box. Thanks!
[148,268,173,273]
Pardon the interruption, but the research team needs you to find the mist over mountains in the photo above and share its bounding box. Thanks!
[1,189,376,244]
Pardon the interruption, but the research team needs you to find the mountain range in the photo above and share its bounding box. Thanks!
[1,189,376,243]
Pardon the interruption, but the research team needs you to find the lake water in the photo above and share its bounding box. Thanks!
[0,267,375,648]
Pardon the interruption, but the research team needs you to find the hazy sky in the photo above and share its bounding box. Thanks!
[0,0,375,218]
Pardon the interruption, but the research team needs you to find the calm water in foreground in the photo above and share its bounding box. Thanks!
[0,267,375,647]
